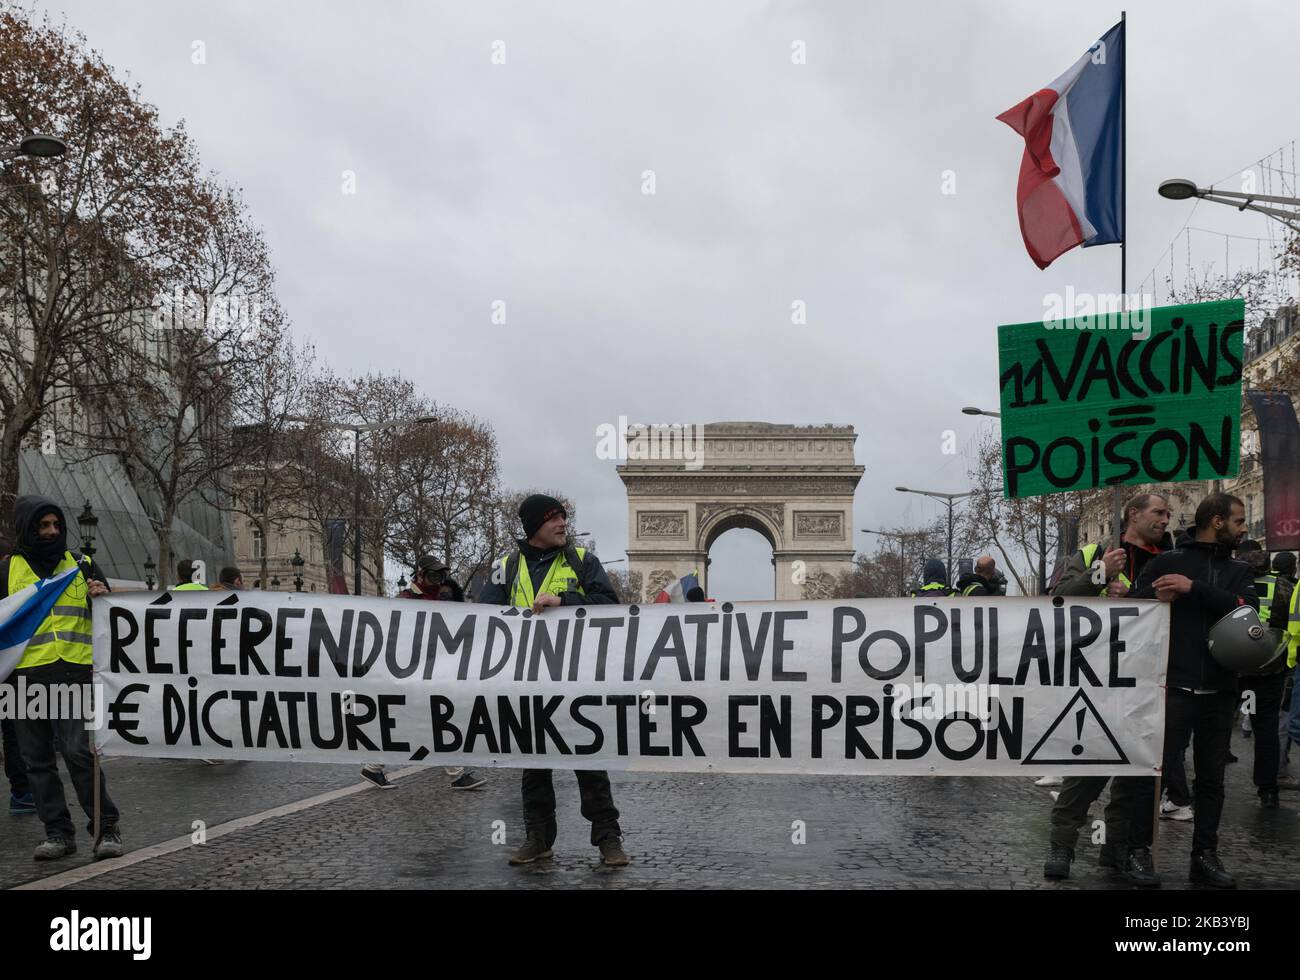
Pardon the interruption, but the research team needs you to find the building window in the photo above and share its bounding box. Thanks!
[252,527,264,560]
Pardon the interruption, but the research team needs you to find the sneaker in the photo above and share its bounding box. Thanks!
[360,767,395,790]
[1160,799,1194,821]
[1043,843,1073,879]
[1189,850,1236,889]
[1119,847,1161,888]
[1278,773,1300,790]
[93,826,124,860]
[598,838,630,867]
[33,837,75,861]
[450,770,486,790]
[201,759,224,766]
[1034,775,1064,787]
[9,791,35,815]
[509,836,553,865]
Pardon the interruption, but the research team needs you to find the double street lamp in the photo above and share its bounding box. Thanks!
[291,549,305,593]
[894,487,973,588]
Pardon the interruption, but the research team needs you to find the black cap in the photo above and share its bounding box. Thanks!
[416,555,449,579]
[519,494,565,539]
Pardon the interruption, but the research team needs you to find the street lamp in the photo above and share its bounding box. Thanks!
[76,502,98,560]
[291,548,305,593]
[397,574,407,591]
[963,404,1050,594]
[860,528,911,596]
[143,556,156,590]
[1158,178,1300,233]
[895,487,973,587]
[0,134,67,161]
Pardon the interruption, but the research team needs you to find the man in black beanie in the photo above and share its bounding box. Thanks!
[476,492,628,866]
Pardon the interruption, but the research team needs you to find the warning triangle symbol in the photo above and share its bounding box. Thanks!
[1023,688,1129,766]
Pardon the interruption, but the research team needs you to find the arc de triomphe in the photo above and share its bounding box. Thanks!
[617,422,864,601]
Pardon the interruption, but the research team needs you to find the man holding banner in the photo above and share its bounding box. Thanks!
[1,495,123,862]
[477,493,630,867]
[1131,493,1258,888]
[1043,492,1169,885]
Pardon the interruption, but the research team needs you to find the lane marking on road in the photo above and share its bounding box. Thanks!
[14,766,428,890]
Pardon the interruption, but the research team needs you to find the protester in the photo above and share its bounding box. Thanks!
[1043,492,1169,885]
[210,566,244,591]
[1234,540,1292,808]
[1278,551,1300,789]
[1130,493,1258,888]
[1,496,123,860]
[686,586,707,602]
[955,556,999,597]
[476,493,629,867]
[907,558,956,597]
[361,556,485,792]
[172,559,208,590]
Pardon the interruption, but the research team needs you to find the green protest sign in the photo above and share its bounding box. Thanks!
[998,299,1244,498]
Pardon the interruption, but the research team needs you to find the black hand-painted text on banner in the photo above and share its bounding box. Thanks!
[94,592,1169,776]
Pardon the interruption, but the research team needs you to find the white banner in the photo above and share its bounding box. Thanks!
[93,592,1169,776]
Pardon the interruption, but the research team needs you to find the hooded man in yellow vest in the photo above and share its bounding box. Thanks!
[475,493,629,867]
[0,495,122,861]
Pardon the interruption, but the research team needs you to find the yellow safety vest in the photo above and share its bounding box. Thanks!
[173,582,208,591]
[1287,581,1299,670]
[1255,574,1276,607]
[1080,543,1134,595]
[7,552,93,670]
[499,548,586,608]
[909,582,956,598]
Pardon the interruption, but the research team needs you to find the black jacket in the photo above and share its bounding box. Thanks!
[954,572,993,597]
[1131,540,1259,692]
[0,494,109,600]
[475,540,618,606]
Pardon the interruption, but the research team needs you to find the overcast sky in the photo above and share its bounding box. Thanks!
[45,0,1300,597]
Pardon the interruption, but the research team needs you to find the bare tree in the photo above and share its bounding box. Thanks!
[0,4,208,508]
[87,181,275,585]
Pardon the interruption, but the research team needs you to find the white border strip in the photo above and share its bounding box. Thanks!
[14,766,426,890]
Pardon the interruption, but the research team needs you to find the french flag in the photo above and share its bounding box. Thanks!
[0,565,82,684]
[654,571,700,604]
[997,21,1124,270]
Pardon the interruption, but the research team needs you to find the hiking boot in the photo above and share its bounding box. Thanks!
[598,838,630,867]
[93,826,124,860]
[1043,843,1073,879]
[8,791,35,815]
[360,767,395,790]
[509,836,553,865]
[1189,850,1237,888]
[33,837,75,861]
[1120,847,1161,887]
[1260,789,1280,809]
[1034,775,1064,787]
[450,770,486,790]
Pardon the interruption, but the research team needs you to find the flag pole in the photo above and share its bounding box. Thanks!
[1111,9,1126,553]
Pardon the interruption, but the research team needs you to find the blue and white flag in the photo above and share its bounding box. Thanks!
[0,565,82,683]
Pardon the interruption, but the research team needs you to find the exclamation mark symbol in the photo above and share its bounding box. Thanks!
[1071,708,1086,756]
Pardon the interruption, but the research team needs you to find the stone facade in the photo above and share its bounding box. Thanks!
[617,422,864,600]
